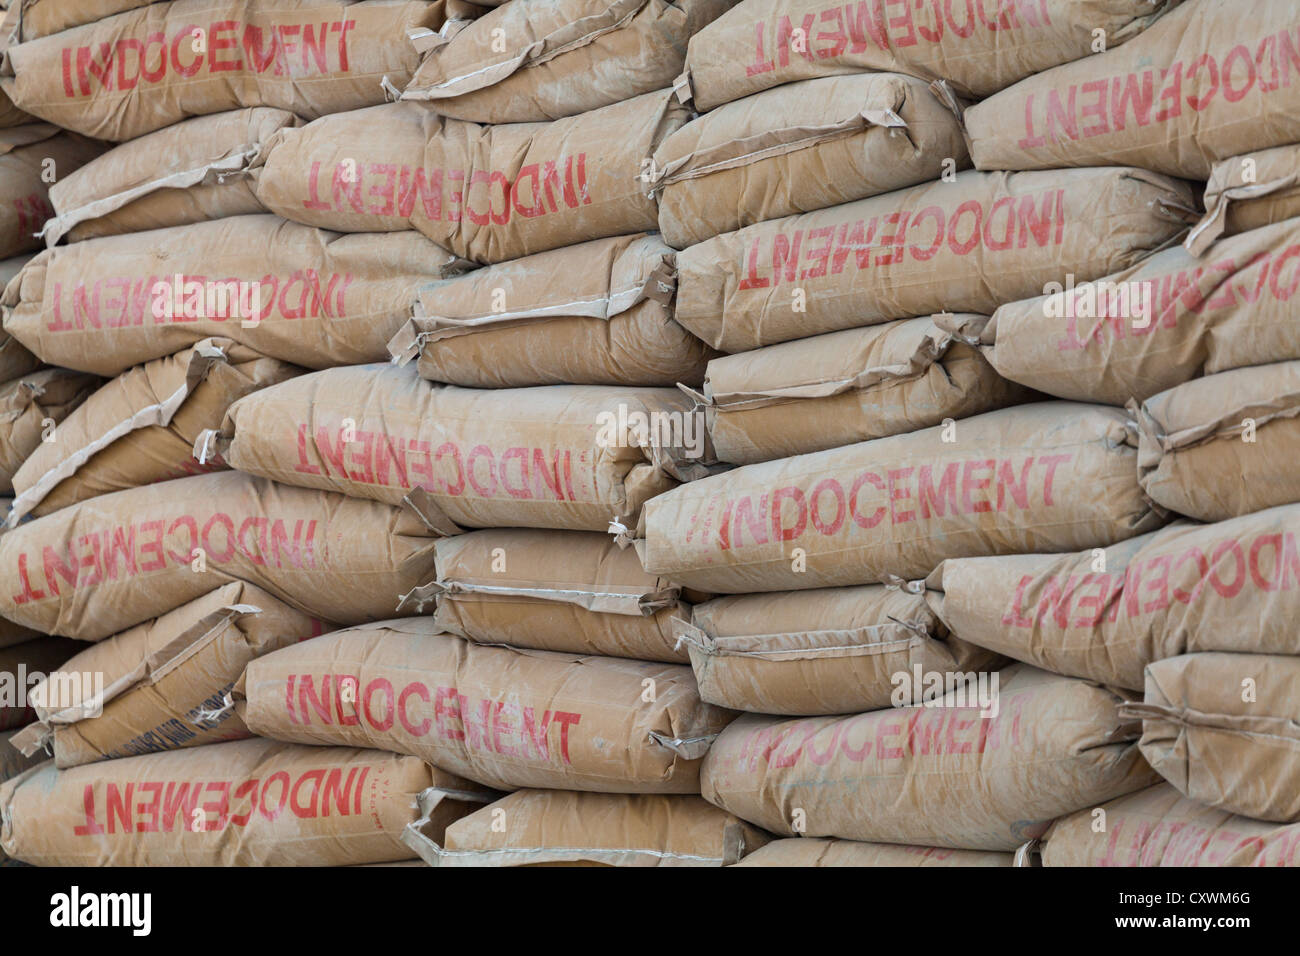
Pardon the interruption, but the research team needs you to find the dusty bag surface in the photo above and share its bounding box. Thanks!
[641,401,1162,594]
[678,584,999,716]
[653,72,968,249]
[2,0,162,42]
[680,0,1179,108]
[0,124,103,258]
[998,220,1300,402]
[404,788,769,866]
[733,838,1013,867]
[701,663,1156,851]
[0,469,442,640]
[0,0,445,142]
[0,366,99,493]
[967,0,1300,180]
[253,90,687,263]
[392,233,714,388]
[207,363,705,531]
[1122,652,1300,823]
[0,634,81,730]
[1135,360,1300,522]
[13,581,333,769]
[404,527,692,663]
[674,167,1194,352]
[9,337,301,522]
[400,0,732,123]
[1188,145,1300,255]
[697,314,1027,465]
[1040,782,1300,866]
[926,504,1300,691]
[44,107,302,246]
[1,214,464,376]
[984,217,1300,406]
[238,618,736,793]
[0,736,491,866]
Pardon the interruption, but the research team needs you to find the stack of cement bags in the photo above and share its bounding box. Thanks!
[2,0,1299,870]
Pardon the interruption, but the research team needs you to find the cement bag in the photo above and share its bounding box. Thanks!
[734,838,1013,867]
[1121,653,1300,823]
[2,1,162,42]
[653,72,968,249]
[702,663,1156,850]
[401,528,692,663]
[0,124,103,258]
[399,0,732,123]
[43,107,302,246]
[697,314,1028,465]
[0,469,443,640]
[0,367,99,493]
[680,0,1180,108]
[0,334,37,385]
[1,214,465,376]
[1135,360,1300,522]
[926,504,1300,690]
[252,90,687,263]
[675,167,1194,351]
[0,0,446,142]
[640,401,1162,594]
[967,0,1300,180]
[0,728,40,862]
[205,363,706,531]
[10,581,334,769]
[1188,146,1300,255]
[0,737,493,866]
[1040,782,1300,866]
[390,233,714,388]
[0,634,81,729]
[9,338,302,523]
[404,789,769,867]
[678,584,1000,715]
[237,618,736,792]
[0,617,34,649]
[984,217,1300,406]
[0,253,31,286]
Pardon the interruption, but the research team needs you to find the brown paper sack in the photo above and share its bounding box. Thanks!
[701,663,1157,851]
[0,0,445,141]
[1,214,465,376]
[237,618,736,792]
[733,838,1013,867]
[0,366,99,493]
[1187,145,1300,255]
[403,788,770,866]
[0,634,81,729]
[2,1,164,42]
[43,107,303,245]
[9,337,302,522]
[679,0,1180,109]
[391,233,714,388]
[640,401,1163,594]
[1135,360,1300,522]
[1121,652,1300,823]
[0,469,442,640]
[967,0,1300,180]
[11,581,335,769]
[674,167,1194,352]
[696,314,1028,465]
[0,124,103,257]
[0,737,494,866]
[252,90,687,263]
[984,216,1300,406]
[401,527,692,663]
[653,72,969,249]
[205,363,708,532]
[1040,782,1300,866]
[399,0,732,123]
[679,584,1000,716]
[926,504,1300,690]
